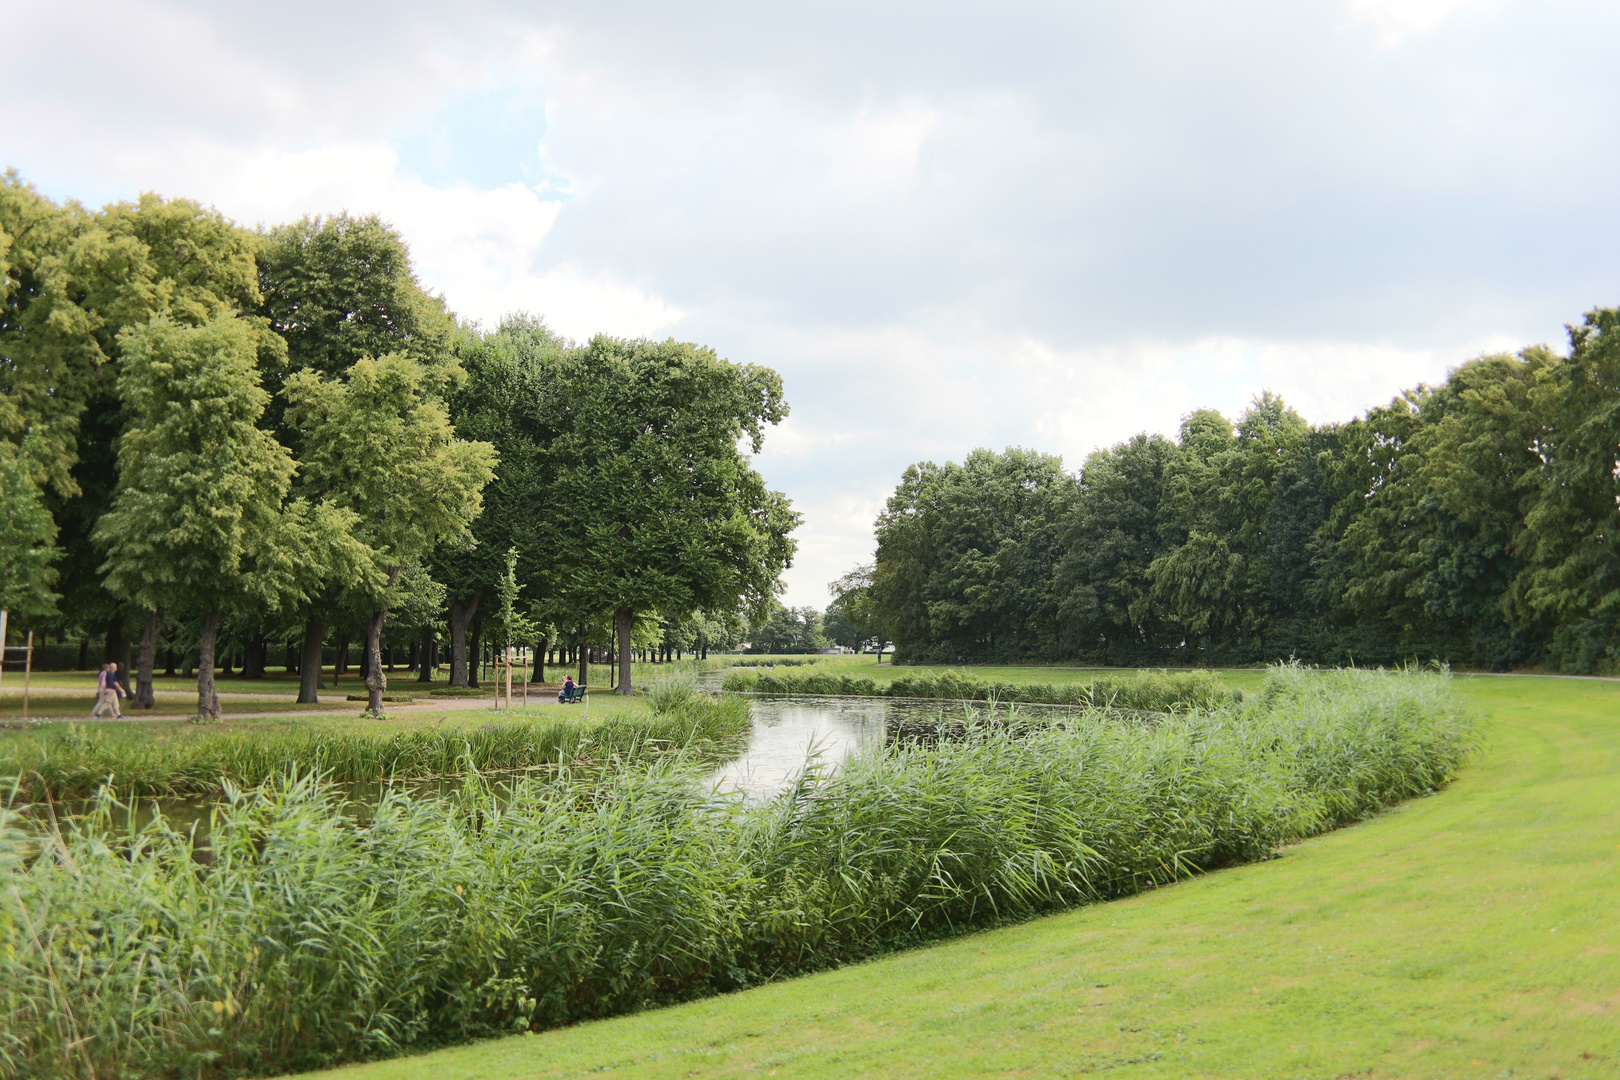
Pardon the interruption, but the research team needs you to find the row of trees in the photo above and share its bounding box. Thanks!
[0,172,799,716]
[851,312,1620,672]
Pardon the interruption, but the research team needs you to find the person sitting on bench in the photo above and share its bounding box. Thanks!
[559,675,579,703]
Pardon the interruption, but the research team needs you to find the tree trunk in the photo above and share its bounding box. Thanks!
[220,649,233,677]
[284,641,298,675]
[243,634,266,680]
[469,627,482,689]
[298,614,324,703]
[449,594,480,686]
[164,648,177,677]
[196,611,222,722]
[77,638,88,670]
[417,636,436,683]
[615,609,634,695]
[335,641,349,678]
[578,625,589,686]
[135,609,160,709]
[104,617,133,695]
[533,635,547,684]
[364,607,390,714]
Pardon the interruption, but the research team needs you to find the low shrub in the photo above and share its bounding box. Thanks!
[722,666,1242,711]
[728,656,823,667]
[0,667,1477,1079]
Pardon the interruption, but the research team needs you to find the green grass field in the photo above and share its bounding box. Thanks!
[301,672,1619,1080]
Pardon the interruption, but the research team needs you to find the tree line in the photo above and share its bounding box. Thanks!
[0,172,798,717]
[846,315,1620,672]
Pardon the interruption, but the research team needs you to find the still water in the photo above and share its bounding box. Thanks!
[708,695,893,796]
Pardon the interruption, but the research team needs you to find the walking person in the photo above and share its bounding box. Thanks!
[90,663,122,719]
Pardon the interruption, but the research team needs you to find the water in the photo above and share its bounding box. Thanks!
[708,695,892,796]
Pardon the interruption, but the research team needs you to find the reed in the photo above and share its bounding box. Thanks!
[0,695,752,801]
[0,666,1477,1079]
[722,666,1242,711]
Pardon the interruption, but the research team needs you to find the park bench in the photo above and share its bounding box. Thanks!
[559,683,587,704]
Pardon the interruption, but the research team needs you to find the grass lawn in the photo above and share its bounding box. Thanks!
[303,672,1619,1080]
[0,690,651,742]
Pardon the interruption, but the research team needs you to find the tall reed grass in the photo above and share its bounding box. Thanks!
[0,666,1477,1079]
[723,666,1242,712]
[0,696,752,801]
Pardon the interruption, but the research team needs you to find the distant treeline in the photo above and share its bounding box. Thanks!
[867,312,1620,672]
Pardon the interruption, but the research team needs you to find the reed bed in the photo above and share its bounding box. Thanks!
[723,666,1242,712]
[0,666,1478,1079]
[0,696,753,801]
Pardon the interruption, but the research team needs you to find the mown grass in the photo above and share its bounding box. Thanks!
[0,666,1479,1079]
[291,671,1620,1080]
[722,666,1242,712]
[0,695,750,800]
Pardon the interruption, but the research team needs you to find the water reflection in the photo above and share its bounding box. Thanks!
[708,695,891,796]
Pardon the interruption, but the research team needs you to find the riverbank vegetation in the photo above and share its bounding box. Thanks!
[722,666,1240,711]
[1,666,1477,1078]
[300,673,1615,1080]
[0,695,750,800]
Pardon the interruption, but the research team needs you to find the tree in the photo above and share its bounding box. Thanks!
[287,353,496,713]
[439,315,570,687]
[871,448,1074,660]
[1053,433,1176,659]
[1521,311,1620,671]
[257,213,456,392]
[749,604,827,654]
[0,447,60,619]
[538,337,800,694]
[826,563,889,657]
[95,313,365,720]
[258,213,458,700]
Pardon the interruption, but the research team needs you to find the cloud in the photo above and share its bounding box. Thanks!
[1344,0,1490,45]
[5,0,1618,607]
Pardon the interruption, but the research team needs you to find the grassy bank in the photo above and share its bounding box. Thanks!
[722,665,1243,712]
[1,667,1477,1078]
[0,695,751,800]
[290,672,1618,1080]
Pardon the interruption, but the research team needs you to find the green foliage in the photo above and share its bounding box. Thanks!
[826,562,888,653]
[96,314,363,620]
[747,603,827,654]
[538,336,800,623]
[257,213,457,388]
[872,448,1074,658]
[0,447,60,618]
[0,668,1475,1077]
[287,353,495,581]
[722,667,1241,712]
[870,319,1620,672]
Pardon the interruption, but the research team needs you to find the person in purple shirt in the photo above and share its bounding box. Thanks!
[90,662,125,719]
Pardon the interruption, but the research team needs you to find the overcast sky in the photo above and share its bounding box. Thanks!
[8,0,1620,605]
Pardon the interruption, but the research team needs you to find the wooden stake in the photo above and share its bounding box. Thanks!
[22,630,32,719]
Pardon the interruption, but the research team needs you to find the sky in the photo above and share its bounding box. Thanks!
[8,0,1620,606]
